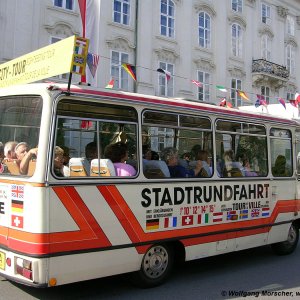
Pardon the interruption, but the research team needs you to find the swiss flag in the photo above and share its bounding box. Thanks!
[11,215,24,228]
[182,215,194,226]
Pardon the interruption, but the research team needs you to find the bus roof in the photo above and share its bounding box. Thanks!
[0,82,298,126]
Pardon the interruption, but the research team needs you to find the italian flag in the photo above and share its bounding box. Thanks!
[198,213,209,224]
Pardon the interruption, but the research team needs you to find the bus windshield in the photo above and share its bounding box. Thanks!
[0,95,42,176]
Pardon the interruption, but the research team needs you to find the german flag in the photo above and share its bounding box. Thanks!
[11,200,24,213]
[146,218,159,230]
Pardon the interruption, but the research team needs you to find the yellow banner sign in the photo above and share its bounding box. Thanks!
[0,36,89,88]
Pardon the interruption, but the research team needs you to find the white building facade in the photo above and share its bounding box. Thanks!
[1,0,300,107]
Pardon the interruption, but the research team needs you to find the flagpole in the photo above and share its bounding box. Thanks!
[67,72,73,94]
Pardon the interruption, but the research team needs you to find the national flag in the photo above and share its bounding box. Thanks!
[11,215,23,228]
[216,85,227,92]
[219,98,233,108]
[289,99,298,108]
[11,185,24,199]
[251,208,260,218]
[197,213,209,224]
[87,52,100,78]
[80,120,93,129]
[239,209,248,219]
[213,212,223,222]
[191,79,202,87]
[237,90,250,101]
[157,68,171,81]
[105,78,114,89]
[146,219,159,230]
[278,98,286,109]
[122,63,137,81]
[182,215,194,226]
[261,207,270,217]
[78,0,101,85]
[11,200,24,213]
[296,92,300,102]
[164,216,177,228]
[227,210,238,221]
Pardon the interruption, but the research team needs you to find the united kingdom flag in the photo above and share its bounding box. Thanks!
[251,208,260,218]
[11,185,24,199]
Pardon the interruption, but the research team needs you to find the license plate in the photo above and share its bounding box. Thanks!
[0,252,5,270]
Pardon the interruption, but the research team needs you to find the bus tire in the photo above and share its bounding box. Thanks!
[132,244,173,288]
[271,223,299,255]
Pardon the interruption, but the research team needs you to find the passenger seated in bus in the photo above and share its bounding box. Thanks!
[82,142,98,175]
[104,142,136,177]
[53,146,68,177]
[3,141,18,161]
[17,142,38,175]
[161,147,204,178]
[241,158,257,177]
[195,150,212,177]
[272,155,290,177]
[223,150,243,177]
[0,142,7,174]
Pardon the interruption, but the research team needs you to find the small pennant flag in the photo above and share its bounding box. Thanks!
[227,210,238,221]
[213,212,223,222]
[105,78,114,89]
[261,207,270,217]
[278,98,286,109]
[237,90,250,101]
[157,68,171,81]
[197,213,209,224]
[255,95,268,108]
[289,99,298,108]
[191,79,203,87]
[219,98,233,108]
[239,209,248,219]
[87,52,100,78]
[122,63,137,81]
[216,85,227,92]
[296,92,300,102]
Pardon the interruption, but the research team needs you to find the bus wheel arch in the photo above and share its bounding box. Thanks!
[271,222,299,255]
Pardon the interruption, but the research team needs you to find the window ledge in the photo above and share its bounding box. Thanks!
[107,21,134,32]
[46,5,79,17]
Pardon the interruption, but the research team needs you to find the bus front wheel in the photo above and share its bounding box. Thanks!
[133,244,174,288]
[271,223,299,255]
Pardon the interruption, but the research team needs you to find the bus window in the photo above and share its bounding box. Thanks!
[0,96,42,177]
[142,110,212,178]
[216,119,267,177]
[53,99,138,178]
[270,128,293,177]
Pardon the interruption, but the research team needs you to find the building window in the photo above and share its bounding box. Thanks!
[160,0,175,38]
[198,12,211,48]
[113,0,130,25]
[231,78,242,107]
[231,23,242,57]
[261,3,271,24]
[261,86,270,104]
[54,0,74,10]
[287,16,295,36]
[51,37,68,79]
[158,62,174,97]
[111,51,129,91]
[287,92,295,101]
[286,44,295,76]
[261,34,271,61]
[197,71,210,102]
[232,0,243,13]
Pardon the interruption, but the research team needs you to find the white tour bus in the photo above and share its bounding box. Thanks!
[0,82,299,288]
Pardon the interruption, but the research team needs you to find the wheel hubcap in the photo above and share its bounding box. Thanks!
[142,245,168,279]
[287,225,297,244]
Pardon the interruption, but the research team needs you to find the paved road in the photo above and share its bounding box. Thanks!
[1,244,300,300]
